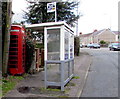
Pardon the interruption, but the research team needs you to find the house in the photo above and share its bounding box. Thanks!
[79,33,93,45]
[80,29,120,46]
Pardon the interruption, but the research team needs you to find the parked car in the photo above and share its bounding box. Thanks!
[87,43,93,48]
[80,44,83,48]
[87,43,100,48]
[108,43,120,51]
[92,43,100,48]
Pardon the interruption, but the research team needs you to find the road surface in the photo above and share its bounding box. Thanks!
[80,48,118,97]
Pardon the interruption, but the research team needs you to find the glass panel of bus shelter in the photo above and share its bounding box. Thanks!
[70,33,74,59]
[68,33,73,76]
[47,28,60,82]
[47,63,60,82]
[47,29,60,60]
[64,29,69,80]
[64,29,69,60]
[64,61,69,80]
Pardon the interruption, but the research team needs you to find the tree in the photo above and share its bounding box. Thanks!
[0,2,2,73]
[2,1,12,76]
[100,40,106,45]
[24,1,80,27]
[2,2,7,52]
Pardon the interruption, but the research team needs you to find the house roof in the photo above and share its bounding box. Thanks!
[93,29,105,35]
[80,29,105,37]
[80,33,93,37]
[91,29,120,36]
[112,31,120,35]
[80,29,120,38]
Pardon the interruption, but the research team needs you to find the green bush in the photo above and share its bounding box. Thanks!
[36,43,44,48]
[99,40,106,44]
[25,38,35,73]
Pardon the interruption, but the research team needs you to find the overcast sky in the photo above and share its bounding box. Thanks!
[12,0,120,34]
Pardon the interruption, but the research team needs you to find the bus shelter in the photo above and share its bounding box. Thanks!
[26,22,74,91]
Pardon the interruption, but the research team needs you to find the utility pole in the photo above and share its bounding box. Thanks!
[54,2,57,22]
[2,0,12,76]
[0,1,2,73]
[76,0,79,36]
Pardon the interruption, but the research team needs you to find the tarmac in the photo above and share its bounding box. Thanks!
[3,50,92,98]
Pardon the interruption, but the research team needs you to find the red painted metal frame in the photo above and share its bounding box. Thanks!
[8,25,26,75]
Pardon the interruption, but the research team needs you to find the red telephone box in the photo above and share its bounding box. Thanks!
[8,25,26,75]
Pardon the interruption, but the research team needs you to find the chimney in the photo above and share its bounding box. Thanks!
[79,32,82,35]
[93,29,97,32]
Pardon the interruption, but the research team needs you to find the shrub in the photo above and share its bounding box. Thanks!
[99,40,106,44]
[25,38,35,73]
[36,43,44,49]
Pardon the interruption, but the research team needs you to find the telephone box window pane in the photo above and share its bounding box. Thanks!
[9,56,17,59]
[9,48,18,51]
[10,44,18,47]
[9,52,18,55]
[47,29,60,60]
[10,35,18,38]
[10,40,18,43]
[9,61,18,64]
[9,65,17,68]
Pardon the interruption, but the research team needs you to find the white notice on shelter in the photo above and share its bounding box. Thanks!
[47,2,56,13]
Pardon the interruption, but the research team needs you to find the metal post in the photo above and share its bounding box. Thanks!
[72,60,74,74]
[55,2,57,22]
[44,61,47,89]
[61,61,65,91]
[68,61,70,78]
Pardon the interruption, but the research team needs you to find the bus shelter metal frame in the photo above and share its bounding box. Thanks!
[44,23,74,91]
[26,22,74,91]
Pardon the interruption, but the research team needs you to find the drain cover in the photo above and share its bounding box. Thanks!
[18,86,30,93]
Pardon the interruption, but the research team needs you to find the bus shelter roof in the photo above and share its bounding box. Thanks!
[25,21,74,33]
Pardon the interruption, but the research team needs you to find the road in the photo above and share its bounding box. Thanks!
[80,48,118,97]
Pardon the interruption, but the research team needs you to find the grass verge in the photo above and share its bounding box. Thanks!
[0,84,2,97]
[2,76,24,96]
[72,76,80,79]
[40,87,61,92]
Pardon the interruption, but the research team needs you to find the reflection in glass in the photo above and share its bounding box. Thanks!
[64,29,69,60]
[47,29,60,60]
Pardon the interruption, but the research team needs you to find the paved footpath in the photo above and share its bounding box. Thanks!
[3,50,92,98]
